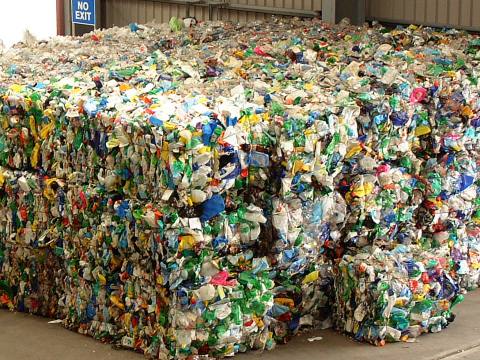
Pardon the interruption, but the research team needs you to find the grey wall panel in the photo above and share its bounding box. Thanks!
[437,0,449,25]
[425,0,436,23]
[105,0,321,27]
[404,0,416,23]
[414,0,425,24]
[460,0,472,27]
[392,1,404,21]
[366,0,480,31]
[105,0,478,31]
[473,0,480,28]
[449,0,461,25]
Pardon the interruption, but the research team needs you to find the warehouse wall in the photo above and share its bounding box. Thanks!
[366,0,480,31]
[104,0,480,31]
[105,0,321,27]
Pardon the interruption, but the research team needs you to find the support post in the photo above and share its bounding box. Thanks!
[322,0,365,26]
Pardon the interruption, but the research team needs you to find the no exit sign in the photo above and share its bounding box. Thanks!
[71,0,96,26]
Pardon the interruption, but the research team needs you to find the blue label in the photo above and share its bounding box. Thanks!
[72,0,96,26]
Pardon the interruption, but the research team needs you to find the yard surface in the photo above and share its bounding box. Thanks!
[1,291,480,360]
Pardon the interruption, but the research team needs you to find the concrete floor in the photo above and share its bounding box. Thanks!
[1,291,480,360]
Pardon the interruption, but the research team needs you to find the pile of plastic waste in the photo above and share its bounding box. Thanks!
[333,245,463,345]
[0,16,479,358]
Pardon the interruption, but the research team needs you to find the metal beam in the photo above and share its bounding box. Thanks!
[367,17,480,32]
[227,4,318,18]
[63,0,72,35]
[150,0,209,7]
[57,0,65,35]
[149,0,320,19]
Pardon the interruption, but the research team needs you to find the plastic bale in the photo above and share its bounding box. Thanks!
[333,245,463,345]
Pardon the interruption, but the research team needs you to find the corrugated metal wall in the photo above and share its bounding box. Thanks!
[104,0,480,31]
[105,0,322,27]
[366,0,480,31]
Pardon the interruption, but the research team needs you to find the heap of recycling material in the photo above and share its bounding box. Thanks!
[0,17,479,358]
